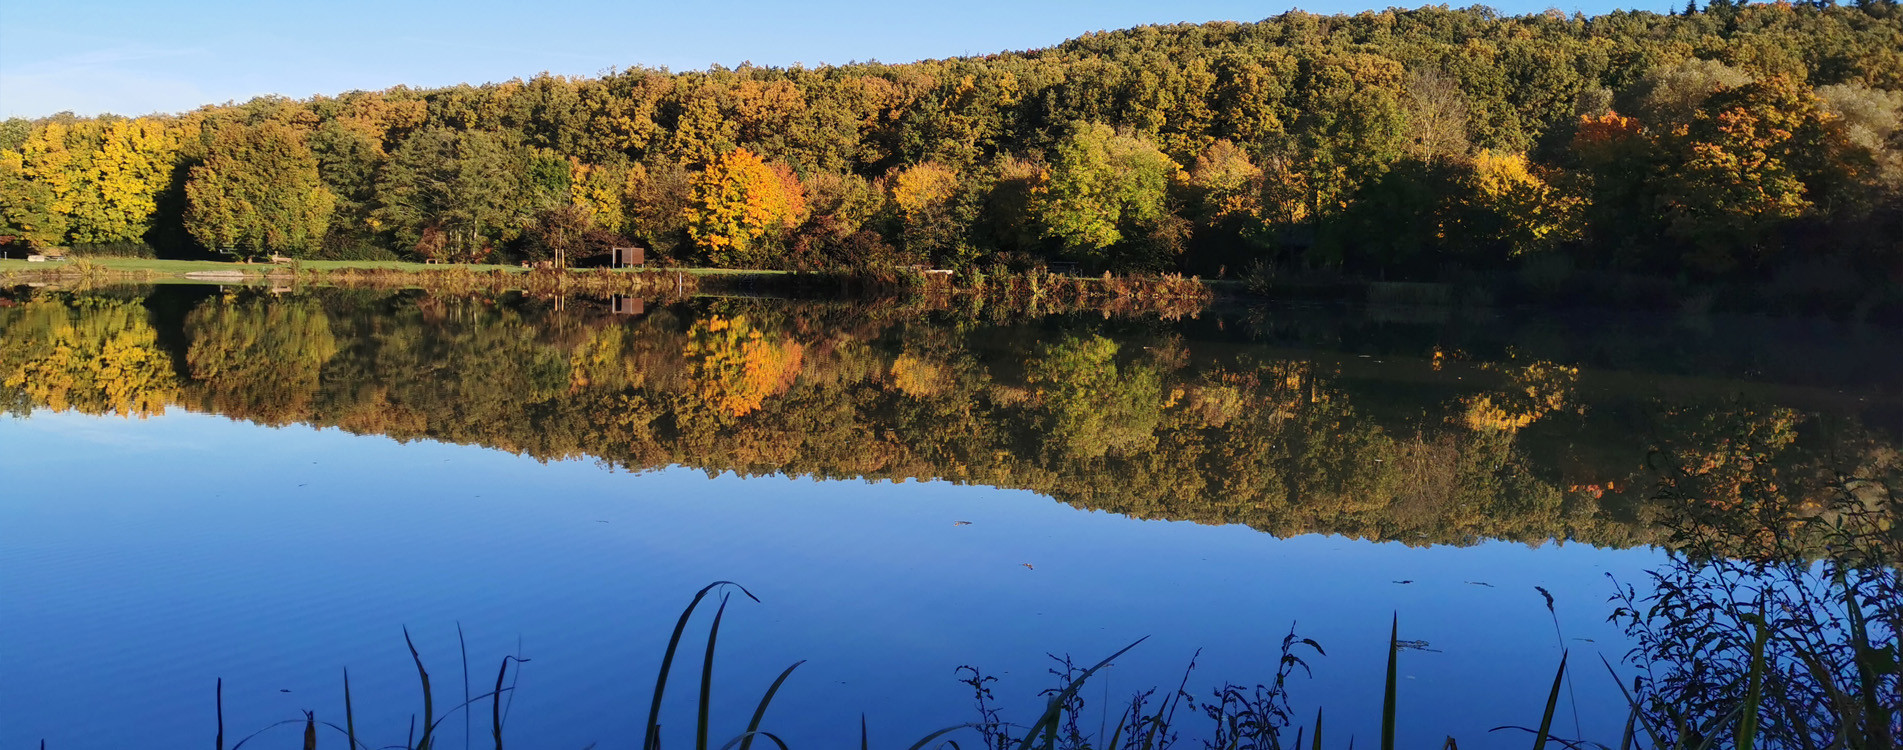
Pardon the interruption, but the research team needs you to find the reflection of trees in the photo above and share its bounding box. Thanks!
[1457,357,1577,433]
[186,296,339,424]
[684,315,804,418]
[1024,335,1164,459]
[5,288,1897,554]
[1640,402,1808,557]
[324,297,575,453]
[0,295,176,417]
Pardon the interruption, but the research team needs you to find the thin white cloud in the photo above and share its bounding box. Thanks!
[0,45,214,118]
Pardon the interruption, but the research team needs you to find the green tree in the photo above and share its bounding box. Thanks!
[184,121,335,258]
[308,118,389,253]
[0,149,62,247]
[373,126,535,262]
[1029,122,1181,268]
[1291,53,1409,228]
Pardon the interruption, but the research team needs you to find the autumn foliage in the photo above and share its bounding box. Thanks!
[684,149,804,266]
[0,5,1898,287]
[684,314,805,418]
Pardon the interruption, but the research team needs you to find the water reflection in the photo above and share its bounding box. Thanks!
[4,286,1898,554]
[1,285,1897,747]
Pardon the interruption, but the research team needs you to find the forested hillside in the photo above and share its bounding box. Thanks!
[3,3,1901,284]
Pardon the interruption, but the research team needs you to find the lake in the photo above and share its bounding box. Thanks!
[3,284,1897,749]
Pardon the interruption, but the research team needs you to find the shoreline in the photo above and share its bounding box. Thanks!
[5,257,1899,323]
[0,258,1214,318]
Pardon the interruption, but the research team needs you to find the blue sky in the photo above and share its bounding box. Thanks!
[0,0,1671,119]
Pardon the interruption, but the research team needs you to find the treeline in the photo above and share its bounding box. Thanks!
[5,286,1897,554]
[2,4,1901,285]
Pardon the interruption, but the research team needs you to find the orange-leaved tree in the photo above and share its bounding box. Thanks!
[684,314,804,418]
[684,148,804,267]
[1656,76,1836,273]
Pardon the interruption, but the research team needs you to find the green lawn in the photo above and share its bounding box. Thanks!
[292,259,527,273]
[0,257,252,274]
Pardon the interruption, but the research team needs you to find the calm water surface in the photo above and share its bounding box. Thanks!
[3,286,1897,749]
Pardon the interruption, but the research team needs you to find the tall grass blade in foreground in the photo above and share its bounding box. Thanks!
[491,658,509,750]
[343,668,357,750]
[458,623,471,750]
[1598,656,1669,750]
[1532,651,1568,750]
[1383,614,1398,750]
[1534,587,1583,741]
[738,660,805,750]
[1843,578,1896,750]
[699,593,734,750]
[717,732,790,750]
[404,626,434,750]
[645,582,758,750]
[1476,654,1568,746]
[1734,615,1768,750]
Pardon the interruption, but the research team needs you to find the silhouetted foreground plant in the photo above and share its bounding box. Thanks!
[86,554,1893,750]
[182,588,1502,750]
[1609,472,1900,749]
[948,613,1583,750]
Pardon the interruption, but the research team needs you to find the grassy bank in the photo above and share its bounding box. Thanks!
[12,256,1896,323]
[0,258,1213,315]
[0,258,797,300]
[0,257,780,280]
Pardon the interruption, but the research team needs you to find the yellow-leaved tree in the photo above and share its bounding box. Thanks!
[7,123,78,246]
[1461,150,1581,257]
[1185,140,1264,223]
[68,118,178,245]
[888,161,966,263]
[889,161,959,223]
[568,158,639,234]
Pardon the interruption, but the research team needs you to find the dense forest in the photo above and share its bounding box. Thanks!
[4,286,1897,556]
[2,4,1901,288]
